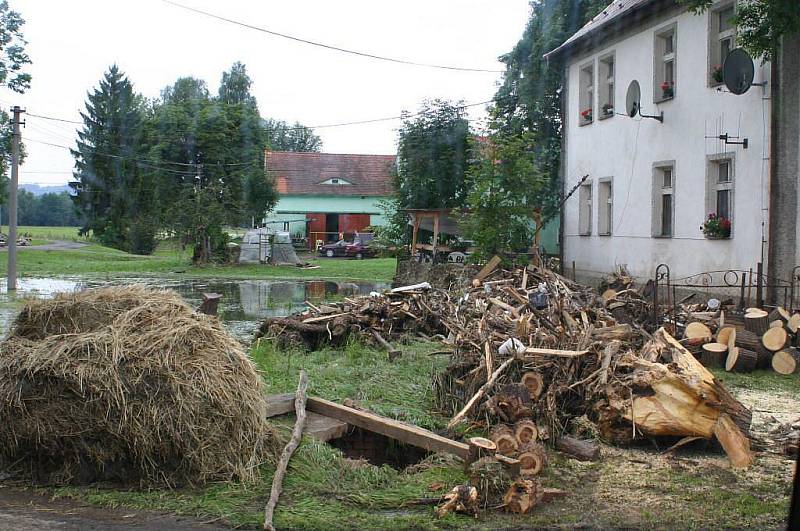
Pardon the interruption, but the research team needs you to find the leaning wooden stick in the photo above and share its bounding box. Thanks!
[264,370,309,531]
[446,358,514,430]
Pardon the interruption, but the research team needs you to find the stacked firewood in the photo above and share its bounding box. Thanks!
[679,304,800,374]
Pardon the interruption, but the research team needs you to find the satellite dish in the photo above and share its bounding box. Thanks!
[625,80,640,118]
[723,48,756,95]
[625,79,663,122]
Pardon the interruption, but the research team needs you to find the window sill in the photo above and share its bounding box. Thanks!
[599,111,615,120]
[598,232,612,236]
[578,232,592,236]
[652,234,673,239]
[709,79,724,88]
[654,94,674,104]
[704,235,731,240]
[578,119,593,127]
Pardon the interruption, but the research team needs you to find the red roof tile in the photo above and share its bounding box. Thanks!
[265,151,396,197]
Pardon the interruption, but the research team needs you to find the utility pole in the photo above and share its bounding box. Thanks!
[8,106,25,291]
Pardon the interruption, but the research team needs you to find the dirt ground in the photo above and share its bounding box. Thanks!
[0,487,227,530]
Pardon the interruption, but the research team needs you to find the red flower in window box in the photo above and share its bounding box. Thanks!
[580,108,592,122]
[700,212,731,238]
[660,81,674,99]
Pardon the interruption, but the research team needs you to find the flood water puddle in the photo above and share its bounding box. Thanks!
[0,277,389,339]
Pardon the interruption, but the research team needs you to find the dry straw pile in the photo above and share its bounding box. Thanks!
[0,286,273,486]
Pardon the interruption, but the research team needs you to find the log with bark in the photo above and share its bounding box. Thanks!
[484,383,533,423]
[436,485,479,518]
[520,371,544,400]
[594,329,752,467]
[772,348,800,375]
[503,479,542,514]
[700,342,728,368]
[516,442,547,475]
[762,326,790,352]
[744,309,770,335]
[555,435,601,461]
[490,425,519,455]
[514,420,539,446]
[725,347,758,373]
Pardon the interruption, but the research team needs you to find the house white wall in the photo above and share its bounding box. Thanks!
[562,4,771,283]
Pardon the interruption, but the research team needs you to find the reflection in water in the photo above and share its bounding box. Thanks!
[0,277,388,339]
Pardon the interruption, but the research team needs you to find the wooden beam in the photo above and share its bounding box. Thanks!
[474,255,502,283]
[306,397,471,460]
[411,214,421,256]
[431,212,440,262]
[304,412,348,442]
[266,393,296,417]
[524,347,590,358]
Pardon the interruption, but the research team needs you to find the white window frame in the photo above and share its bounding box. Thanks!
[578,61,595,126]
[652,161,675,238]
[578,181,593,235]
[597,177,613,235]
[708,1,736,86]
[706,153,735,235]
[599,53,615,120]
[654,24,677,102]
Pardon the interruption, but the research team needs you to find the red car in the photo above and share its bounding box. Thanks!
[319,233,376,259]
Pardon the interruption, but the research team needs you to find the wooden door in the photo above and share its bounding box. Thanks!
[306,213,326,249]
[339,214,371,236]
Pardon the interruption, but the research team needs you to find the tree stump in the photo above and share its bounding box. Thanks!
[772,349,800,375]
[555,436,601,461]
[489,425,518,456]
[700,342,728,368]
[467,437,497,463]
[725,347,757,373]
[514,420,538,446]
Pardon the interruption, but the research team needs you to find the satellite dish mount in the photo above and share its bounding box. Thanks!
[625,80,663,123]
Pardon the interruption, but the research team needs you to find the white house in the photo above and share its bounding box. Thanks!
[546,0,774,284]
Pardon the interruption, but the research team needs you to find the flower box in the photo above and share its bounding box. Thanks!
[660,81,674,99]
[602,103,614,117]
[700,213,731,239]
[580,108,593,123]
[711,65,724,84]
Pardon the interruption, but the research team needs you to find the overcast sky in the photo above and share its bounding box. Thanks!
[6,0,531,185]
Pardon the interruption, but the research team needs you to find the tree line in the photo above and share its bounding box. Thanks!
[69,63,321,260]
[0,190,81,227]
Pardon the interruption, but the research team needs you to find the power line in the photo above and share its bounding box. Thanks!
[162,0,504,74]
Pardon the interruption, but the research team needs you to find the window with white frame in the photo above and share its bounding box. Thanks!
[598,178,613,235]
[578,181,592,235]
[709,2,736,85]
[579,62,594,124]
[599,54,615,119]
[652,163,675,237]
[706,154,734,234]
[654,25,676,101]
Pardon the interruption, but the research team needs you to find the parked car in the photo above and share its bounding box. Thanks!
[319,232,377,259]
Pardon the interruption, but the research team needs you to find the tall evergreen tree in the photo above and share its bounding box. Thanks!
[70,65,149,252]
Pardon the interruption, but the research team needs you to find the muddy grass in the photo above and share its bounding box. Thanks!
[3,344,797,529]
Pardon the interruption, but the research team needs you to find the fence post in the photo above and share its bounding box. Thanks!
[756,262,764,308]
[739,272,747,310]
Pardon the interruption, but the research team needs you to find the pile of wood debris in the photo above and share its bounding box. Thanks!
[257,257,765,514]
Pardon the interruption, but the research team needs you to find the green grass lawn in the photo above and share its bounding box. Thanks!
[0,240,398,282]
[43,340,796,530]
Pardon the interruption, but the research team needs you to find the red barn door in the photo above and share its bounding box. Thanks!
[339,214,371,237]
[306,213,326,249]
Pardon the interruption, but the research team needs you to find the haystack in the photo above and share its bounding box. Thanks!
[0,286,273,486]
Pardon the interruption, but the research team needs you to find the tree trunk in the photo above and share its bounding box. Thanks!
[555,436,600,461]
[744,310,770,335]
[700,342,728,368]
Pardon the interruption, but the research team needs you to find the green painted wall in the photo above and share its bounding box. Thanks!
[264,194,391,238]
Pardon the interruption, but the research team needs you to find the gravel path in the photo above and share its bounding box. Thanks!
[0,240,88,252]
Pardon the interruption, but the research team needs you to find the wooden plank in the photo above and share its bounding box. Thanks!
[302,313,344,324]
[489,297,519,318]
[304,412,348,442]
[474,255,502,283]
[307,397,471,460]
[524,347,590,358]
[266,393,296,417]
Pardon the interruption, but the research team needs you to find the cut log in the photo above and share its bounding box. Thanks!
[768,306,791,325]
[447,358,515,430]
[485,383,532,423]
[713,413,754,469]
[503,479,541,514]
[734,329,762,353]
[716,326,735,347]
[772,348,800,375]
[685,321,712,341]
[770,319,784,329]
[520,371,544,400]
[601,289,617,302]
[554,436,600,461]
[516,442,547,476]
[700,342,728,368]
[540,487,568,503]
[788,313,800,334]
[371,329,400,361]
[490,425,518,455]
[524,347,589,358]
[473,255,502,286]
[744,309,769,335]
[762,327,790,352]
[514,420,539,446]
[725,347,758,373]
[467,437,497,463]
[494,454,522,477]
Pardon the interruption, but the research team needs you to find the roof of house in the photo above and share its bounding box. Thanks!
[544,0,662,60]
[265,151,396,197]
